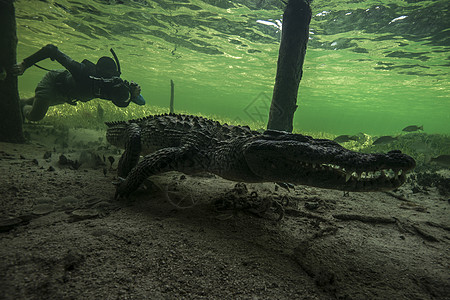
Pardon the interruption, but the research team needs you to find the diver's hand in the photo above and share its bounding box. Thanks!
[129,81,141,100]
[11,62,26,76]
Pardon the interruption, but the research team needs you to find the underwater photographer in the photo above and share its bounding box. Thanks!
[12,44,145,121]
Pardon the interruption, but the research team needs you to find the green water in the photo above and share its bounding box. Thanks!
[14,0,449,135]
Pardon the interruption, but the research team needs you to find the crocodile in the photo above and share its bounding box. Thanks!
[105,113,416,198]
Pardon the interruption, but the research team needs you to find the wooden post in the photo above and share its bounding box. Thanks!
[267,0,311,132]
[169,79,174,114]
[0,0,25,143]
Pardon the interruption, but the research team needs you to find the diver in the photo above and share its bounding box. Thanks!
[12,44,145,121]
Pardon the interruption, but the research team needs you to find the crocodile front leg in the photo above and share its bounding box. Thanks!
[115,146,203,199]
[117,123,141,177]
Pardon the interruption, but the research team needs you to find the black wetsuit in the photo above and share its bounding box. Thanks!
[22,44,132,107]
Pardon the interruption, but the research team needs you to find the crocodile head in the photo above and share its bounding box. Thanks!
[243,130,416,192]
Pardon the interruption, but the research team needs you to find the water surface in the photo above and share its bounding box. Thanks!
[15,0,449,134]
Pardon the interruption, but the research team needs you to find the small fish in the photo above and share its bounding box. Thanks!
[333,135,358,143]
[351,132,369,143]
[402,125,423,132]
[372,136,398,145]
[430,155,450,167]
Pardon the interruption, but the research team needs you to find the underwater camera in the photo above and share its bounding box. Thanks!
[110,48,145,106]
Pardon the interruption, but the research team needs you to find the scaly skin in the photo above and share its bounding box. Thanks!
[106,114,416,198]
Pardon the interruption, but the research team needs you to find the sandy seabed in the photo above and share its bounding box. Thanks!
[0,125,449,300]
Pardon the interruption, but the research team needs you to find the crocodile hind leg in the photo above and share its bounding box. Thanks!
[115,146,202,199]
[117,123,141,177]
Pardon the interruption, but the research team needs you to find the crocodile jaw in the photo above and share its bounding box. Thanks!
[243,139,416,192]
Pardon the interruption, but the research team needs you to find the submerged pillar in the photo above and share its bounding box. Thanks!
[0,0,24,143]
[169,79,174,113]
[267,0,311,132]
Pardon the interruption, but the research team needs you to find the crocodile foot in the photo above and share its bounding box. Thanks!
[113,177,129,200]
